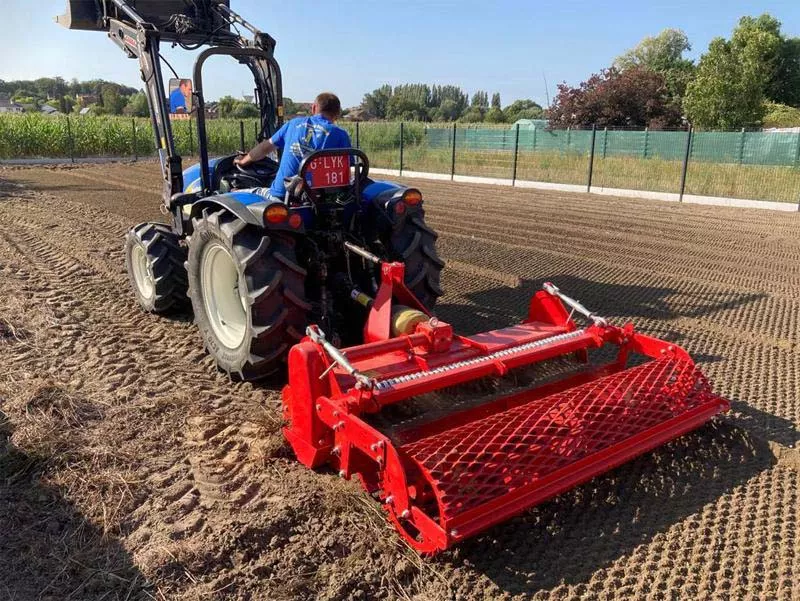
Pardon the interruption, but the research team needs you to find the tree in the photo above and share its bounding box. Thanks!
[503,99,544,122]
[99,83,127,115]
[773,37,800,106]
[484,107,505,123]
[732,14,800,107]
[458,106,485,123]
[232,102,260,119]
[684,15,786,128]
[615,28,695,100]
[491,92,501,109]
[386,94,429,121]
[430,98,461,121]
[549,66,682,128]
[471,90,489,109]
[283,97,298,115]
[762,102,800,127]
[684,14,800,128]
[125,92,149,117]
[361,84,393,119]
[217,95,238,118]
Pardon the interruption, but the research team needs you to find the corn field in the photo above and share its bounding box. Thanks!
[2,113,799,203]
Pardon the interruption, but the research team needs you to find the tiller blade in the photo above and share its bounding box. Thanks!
[282,268,729,553]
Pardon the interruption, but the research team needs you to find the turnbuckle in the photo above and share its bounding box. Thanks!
[306,325,375,389]
[543,282,608,327]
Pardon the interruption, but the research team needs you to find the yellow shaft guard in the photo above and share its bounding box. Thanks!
[391,306,429,337]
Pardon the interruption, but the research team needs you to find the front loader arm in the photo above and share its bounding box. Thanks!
[107,17,183,203]
[56,0,283,204]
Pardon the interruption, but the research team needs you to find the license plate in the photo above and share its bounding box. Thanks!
[305,154,350,189]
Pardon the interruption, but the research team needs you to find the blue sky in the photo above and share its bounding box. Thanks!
[3,0,799,107]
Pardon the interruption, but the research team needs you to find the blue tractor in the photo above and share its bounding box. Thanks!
[58,0,443,380]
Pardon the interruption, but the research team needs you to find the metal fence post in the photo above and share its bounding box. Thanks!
[794,131,800,168]
[643,127,649,159]
[450,122,457,180]
[132,118,137,161]
[738,128,746,164]
[355,121,360,149]
[399,122,404,175]
[587,124,597,193]
[65,115,75,163]
[679,125,693,202]
[532,125,537,151]
[566,126,571,153]
[239,120,245,153]
[602,127,608,159]
[511,123,520,185]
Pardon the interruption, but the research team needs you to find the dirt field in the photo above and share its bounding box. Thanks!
[0,161,797,601]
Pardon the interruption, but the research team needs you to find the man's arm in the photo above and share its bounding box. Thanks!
[237,121,290,167]
[235,138,277,167]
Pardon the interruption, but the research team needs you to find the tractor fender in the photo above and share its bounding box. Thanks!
[362,180,423,229]
[189,192,304,234]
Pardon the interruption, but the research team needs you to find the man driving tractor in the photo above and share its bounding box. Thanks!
[234,92,351,202]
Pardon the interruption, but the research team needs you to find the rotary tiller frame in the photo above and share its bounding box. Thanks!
[282,262,730,553]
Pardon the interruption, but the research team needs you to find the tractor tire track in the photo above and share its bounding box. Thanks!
[0,166,797,601]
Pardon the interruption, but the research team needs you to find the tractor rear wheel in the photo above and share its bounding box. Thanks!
[124,222,188,313]
[387,214,444,310]
[187,209,309,380]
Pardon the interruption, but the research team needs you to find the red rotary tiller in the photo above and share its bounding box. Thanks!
[282,260,730,553]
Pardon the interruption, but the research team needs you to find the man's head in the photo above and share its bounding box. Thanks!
[313,92,342,121]
[179,79,192,97]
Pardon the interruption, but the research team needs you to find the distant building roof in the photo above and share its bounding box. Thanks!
[0,94,23,110]
[40,105,61,115]
[79,107,92,115]
[342,107,371,122]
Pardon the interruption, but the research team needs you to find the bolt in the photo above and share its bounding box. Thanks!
[384,495,394,505]
[400,509,410,519]
[318,439,326,445]
[333,410,340,417]
[331,446,340,456]
[450,529,459,537]
[370,443,377,452]
[315,404,321,411]
[338,470,346,478]
[375,456,383,465]
[376,440,384,449]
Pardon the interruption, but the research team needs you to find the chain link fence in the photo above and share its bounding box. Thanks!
[2,114,799,205]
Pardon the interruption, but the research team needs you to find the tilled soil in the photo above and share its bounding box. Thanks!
[0,161,797,600]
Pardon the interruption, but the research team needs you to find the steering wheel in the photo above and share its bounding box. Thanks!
[235,155,279,178]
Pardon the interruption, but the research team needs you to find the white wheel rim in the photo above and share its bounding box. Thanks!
[200,242,248,349]
[131,243,155,300]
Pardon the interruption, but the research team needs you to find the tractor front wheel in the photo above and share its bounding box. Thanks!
[187,209,309,380]
[124,222,188,313]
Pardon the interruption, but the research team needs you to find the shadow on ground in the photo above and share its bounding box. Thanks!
[0,410,150,601]
[436,274,766,337]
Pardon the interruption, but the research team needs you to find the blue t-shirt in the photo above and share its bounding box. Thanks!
[268,115,352,198]
[170,87,187,113]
